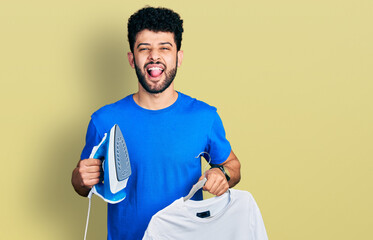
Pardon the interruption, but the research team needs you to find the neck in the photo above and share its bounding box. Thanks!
[133,83,178,110]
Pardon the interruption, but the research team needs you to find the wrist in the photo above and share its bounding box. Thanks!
[210,165,231,182]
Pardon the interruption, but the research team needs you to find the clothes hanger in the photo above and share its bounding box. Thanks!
[183,152,211,201]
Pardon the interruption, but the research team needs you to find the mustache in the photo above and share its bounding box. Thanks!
[144,61,166,69]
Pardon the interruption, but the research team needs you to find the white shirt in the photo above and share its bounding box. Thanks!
[143,189,268,240]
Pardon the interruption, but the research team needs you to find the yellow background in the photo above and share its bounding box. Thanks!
[1,0,372,239]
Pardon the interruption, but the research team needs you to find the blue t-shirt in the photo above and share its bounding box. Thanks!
[81,92,231,240]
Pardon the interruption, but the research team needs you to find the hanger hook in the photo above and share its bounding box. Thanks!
[195,152,211,173]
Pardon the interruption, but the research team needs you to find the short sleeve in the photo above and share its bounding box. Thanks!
[206,111,231,164]
[248,193,269,240]
[80,119,102,159]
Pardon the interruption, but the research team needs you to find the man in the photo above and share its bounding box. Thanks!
[72,7,241,240]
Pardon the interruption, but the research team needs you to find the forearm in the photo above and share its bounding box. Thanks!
[222,151,241,188]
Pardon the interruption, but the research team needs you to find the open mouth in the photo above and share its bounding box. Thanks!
[146,65,165,78]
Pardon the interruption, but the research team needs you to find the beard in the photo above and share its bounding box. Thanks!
[134,57,178,94]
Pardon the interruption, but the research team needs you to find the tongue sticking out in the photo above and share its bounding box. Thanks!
[149,69,163,78]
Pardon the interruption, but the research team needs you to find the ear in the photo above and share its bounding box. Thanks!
[127,52,135,69]
[177,50,184,67]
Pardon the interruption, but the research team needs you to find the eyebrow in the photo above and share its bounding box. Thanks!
[136,42,173,49]
[160,42,173,47]
[136,43,150,49]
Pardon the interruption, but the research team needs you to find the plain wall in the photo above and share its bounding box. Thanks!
[1,0,372,239]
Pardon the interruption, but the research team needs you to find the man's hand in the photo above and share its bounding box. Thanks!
[71,158,102,197]
[199,168,229,196]
[198,150,241,197]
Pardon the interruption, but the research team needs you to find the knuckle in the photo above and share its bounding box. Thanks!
[78,161,84,168]
[82,179,89,187]
[90,180,98,186]
[78,168,85,174]
[82,158,90,164]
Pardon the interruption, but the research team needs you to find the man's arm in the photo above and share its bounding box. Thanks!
[71,158,102,197]
[200,150,241,196]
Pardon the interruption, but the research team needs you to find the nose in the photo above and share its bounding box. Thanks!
[148,49,160,62]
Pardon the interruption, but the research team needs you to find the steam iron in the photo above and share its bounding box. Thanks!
[84,124,131,240]
[88,124,131,204]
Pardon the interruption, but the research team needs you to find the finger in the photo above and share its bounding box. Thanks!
[205,169,228,195]
[208,179,221,195]
[87,158,102,166]
[81,172,100,182]
[84,165,102,173]
[81,158,102,167]
[83,178,100,188]
[87,172,101,179]
[203,176,216,192]
[203,169,221,192]
[78,165,101,176]
[82,173,101,186]
[215,182,229,196]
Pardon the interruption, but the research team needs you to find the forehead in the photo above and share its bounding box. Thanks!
[135,30,176,46]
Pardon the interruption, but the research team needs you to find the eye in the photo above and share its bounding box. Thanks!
[139,47,150,51]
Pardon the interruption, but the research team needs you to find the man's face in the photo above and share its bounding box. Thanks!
[128,30,183,94]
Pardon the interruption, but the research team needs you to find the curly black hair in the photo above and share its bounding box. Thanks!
[127,7,184,52]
